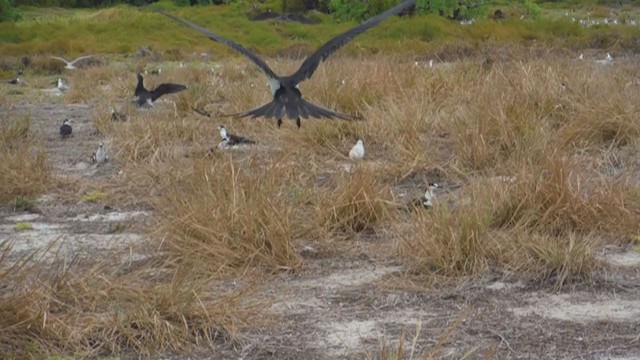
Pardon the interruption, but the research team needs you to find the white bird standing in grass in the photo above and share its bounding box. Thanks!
[50,55,94,70]
[596,53,613,65]
[57,78,69,92]
[91,143,108,165]
[421,182,440,208]
[349,139,365,160]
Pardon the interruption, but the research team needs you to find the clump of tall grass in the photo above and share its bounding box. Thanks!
[153,155,303,273]
[320,167,394,235]
[491,154,640,237]
[0,116,50,203]
[0,246,258,358]
[398,148,639,286]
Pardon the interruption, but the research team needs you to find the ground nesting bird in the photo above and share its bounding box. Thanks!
[50,55,94,70]
[418,182,440,209]
[8,76,22,85]
[596,53,613,65]
[110,107,127,122]
[57,78,69,92]
[155,0,416,128]
[145,68,162,75]
[59,119,72,138]
[8,69,23,84]
[91,143,108,165]
[193,107,211,117]
[218,125,255,146]
[349,139,365,160]
[133,73,187,108]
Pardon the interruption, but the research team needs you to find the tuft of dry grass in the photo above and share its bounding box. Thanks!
[397,191,495,277]
[357,307,481,360]
[153,154,304,273]
[0,253,259,358]
[0,116,50,203]
[490,153,640,237]
[320,166,394,235]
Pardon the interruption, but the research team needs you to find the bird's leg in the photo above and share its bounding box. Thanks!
[296,117,301,129]
[277,118,283,128]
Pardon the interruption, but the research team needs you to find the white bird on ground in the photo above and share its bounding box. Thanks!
[218,125,255,147]
[420,182,440,208]
[578,53,583,60]
[57,78,69,92]
[50,55,94,70]
[91,143,108,165]
[596,53,613,65]
[349,139,365,160]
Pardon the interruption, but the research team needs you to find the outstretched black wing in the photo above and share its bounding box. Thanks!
[151,83,187,102]
[154,9,279,80]
[291,0,415,84]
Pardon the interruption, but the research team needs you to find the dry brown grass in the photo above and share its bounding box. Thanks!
[0,245,259,358]
[320,166,395,235]
[0,116,50,203]
[3,45,640,357]
[152,153,306,274]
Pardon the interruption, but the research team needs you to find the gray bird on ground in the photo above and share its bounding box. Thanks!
[155,0,415,128]
[133,73,187,108]
[59,119,72,138]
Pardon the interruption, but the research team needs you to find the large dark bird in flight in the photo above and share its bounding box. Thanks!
[133,73,187,108]
[155,0,415,128]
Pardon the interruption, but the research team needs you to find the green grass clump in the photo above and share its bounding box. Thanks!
[81,191,107,202]
[13,196,37,211]
[14,222,33,231]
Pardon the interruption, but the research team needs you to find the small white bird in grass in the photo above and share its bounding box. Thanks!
[596,53,613,65]
[349,139,365,160]
[91,143,108,165]
[50,55,94,70]
[578,53,584,60]
[420,182,440,208]
[57,78,69,92]
[59,119,72,138]
[217,125,256,150]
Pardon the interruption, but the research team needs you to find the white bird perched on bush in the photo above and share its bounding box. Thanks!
[349,139,365,160]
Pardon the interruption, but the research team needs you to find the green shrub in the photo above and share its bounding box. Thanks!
[330,0,369,21]
[0,0,21,22]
